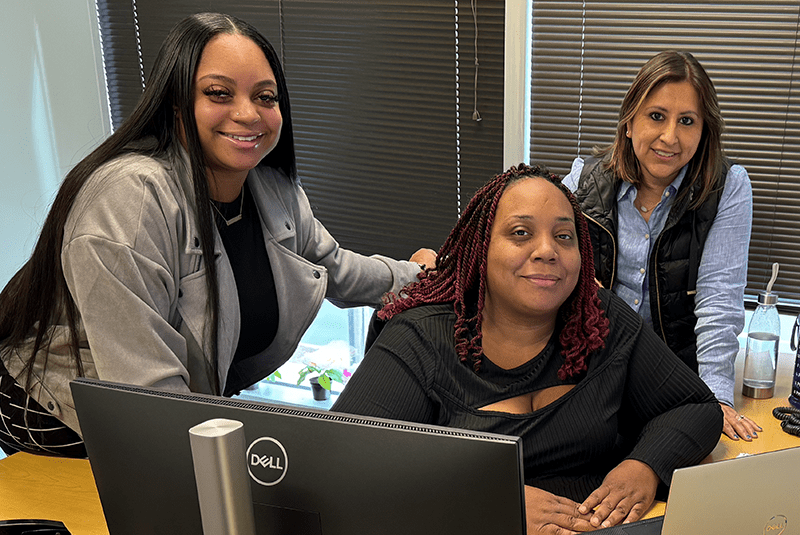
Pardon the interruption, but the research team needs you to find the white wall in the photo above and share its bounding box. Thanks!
[0,0,110,287]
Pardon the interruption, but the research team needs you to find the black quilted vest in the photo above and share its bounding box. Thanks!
[573,158,727,372]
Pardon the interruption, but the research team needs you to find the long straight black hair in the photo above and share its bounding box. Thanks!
[0,13,296,394]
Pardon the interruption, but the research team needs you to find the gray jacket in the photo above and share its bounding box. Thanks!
[2,144,421,434]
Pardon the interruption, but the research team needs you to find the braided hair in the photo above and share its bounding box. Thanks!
[381,163,609,379]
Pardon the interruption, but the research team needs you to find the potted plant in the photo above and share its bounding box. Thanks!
[297,364,345,401]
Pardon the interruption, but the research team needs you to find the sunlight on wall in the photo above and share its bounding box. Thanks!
[31,22,61,197]
[0,0,110,288]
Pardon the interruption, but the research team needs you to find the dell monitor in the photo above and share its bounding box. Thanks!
[71,378,526,535]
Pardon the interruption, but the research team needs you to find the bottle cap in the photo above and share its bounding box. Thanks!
[758,291,778,305]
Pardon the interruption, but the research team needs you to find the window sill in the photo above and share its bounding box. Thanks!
[233,381,338,411]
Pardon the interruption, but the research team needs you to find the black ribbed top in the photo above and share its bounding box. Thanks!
[333,289,722,501]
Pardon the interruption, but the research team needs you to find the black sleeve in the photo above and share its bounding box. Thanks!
[332,316,438,424]
[612,298,723,485]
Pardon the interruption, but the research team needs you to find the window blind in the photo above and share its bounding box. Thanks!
[530,1,800,310]
[96,0,503,260]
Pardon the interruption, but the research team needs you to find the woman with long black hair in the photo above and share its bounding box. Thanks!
[0,12,432,458]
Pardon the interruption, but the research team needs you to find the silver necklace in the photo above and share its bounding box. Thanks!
[211,192,244,226]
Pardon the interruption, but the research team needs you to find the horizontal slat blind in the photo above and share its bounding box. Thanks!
[456,1,505,201]
[283,0,503,257]
[283,0,458,257]
[97,0,503,260]
[98,0,283,129]
[531,1,800,309]
[96,0,141,130]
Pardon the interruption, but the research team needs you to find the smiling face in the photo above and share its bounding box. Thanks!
[191,33,283,196]
[627,80,704,187]
[484,177,581,324]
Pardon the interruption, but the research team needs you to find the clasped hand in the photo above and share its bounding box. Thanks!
[525,460,659,534]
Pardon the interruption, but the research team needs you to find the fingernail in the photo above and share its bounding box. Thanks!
[746,435,752,440]
[733,434,739,440]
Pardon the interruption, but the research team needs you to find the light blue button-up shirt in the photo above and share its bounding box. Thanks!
[564,158,752,407]
[612,170,684,326]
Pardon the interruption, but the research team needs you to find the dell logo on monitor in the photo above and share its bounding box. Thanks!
[247,437,288,486]
[251,453,283,470]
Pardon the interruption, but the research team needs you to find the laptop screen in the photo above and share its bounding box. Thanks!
[71,378,526,535]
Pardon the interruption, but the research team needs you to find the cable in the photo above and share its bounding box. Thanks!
[772,406,800,436]
[471,0,481,121]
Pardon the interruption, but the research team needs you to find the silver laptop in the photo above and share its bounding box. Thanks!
[595,446,800,535]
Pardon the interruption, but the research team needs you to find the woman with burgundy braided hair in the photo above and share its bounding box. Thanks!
[334,163,721,533]
[379,164,607,380]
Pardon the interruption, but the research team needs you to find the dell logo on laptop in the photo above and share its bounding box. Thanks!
[247,437,288,486]
[764,515,787,534]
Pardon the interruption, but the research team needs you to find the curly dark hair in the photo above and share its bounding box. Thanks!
[381,163,609,379]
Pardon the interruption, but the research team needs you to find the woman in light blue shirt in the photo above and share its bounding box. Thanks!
[563,50,758,442]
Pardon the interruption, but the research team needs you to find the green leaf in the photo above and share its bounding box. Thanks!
[317,374,332,390]
[297,368,312,385]
[326,369,345,384]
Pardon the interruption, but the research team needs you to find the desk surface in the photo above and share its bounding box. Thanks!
[1,350,798,533]
[0,451,108,535]
[641,348,800,518]
[706,348,799,461]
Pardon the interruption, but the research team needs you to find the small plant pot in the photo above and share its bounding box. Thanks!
[309,376,330,401]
